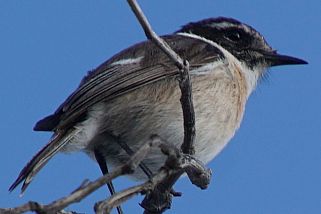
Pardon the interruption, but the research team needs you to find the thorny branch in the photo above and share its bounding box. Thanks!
[2,1,211,213]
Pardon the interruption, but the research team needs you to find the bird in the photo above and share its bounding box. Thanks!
[10,17,307,196]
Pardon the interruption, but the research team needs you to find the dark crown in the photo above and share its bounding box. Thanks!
[176,17,274,67]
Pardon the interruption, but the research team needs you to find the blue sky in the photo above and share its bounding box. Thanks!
[1,1,320,213]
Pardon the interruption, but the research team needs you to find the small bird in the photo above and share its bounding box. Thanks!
[10,17,307,195]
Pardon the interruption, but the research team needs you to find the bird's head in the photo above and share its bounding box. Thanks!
[177,17,307,69]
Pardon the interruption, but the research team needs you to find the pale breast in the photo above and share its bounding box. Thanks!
[80,60,250,179]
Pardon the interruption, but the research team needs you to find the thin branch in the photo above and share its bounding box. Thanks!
[3,2,207,213]
[95,182,151,214]
[2,136,210,214]
[126,0,184,69]
[43,139,156,213]
[126,1,198,213]
[1,167,125,214]
[181,155,212,190]
[0,202,78,214]
[2,138,157,214]
[94,137,211,214]
[178,60,196,155]
[0,201,43,214]
[126,0,195,155]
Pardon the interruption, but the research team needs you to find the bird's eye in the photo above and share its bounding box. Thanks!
[224,31,241,42]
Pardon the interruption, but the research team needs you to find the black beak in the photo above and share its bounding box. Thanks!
[263,51,308,67]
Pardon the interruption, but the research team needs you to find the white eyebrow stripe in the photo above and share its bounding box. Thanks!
[110,56,144,66]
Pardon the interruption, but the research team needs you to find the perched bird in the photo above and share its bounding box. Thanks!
[10,17,307,195]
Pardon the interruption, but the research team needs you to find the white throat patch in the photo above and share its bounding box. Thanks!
[176,32,261,96]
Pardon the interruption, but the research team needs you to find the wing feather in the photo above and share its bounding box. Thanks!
[35,34,224,131]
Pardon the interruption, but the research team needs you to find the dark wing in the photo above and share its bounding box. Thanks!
[34,34,224,131]
[10,34,225,193]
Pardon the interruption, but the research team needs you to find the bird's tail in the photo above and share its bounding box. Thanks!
[9,130,74,195]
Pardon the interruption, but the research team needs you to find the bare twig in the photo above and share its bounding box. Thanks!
[94,136,211,214]
[1,138,157,214]
[126,0,200,213]
[2,136,210,214]
[181,155,212,190]
[95,184,150,214]
[0,202,78,214]
[178,60,196,155]
[126,0,199,213]
[126,0,195,159]
[3,2,208,213]
[126,0,184,69]
[0,201,43,214]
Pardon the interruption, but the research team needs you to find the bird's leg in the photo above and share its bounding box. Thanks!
[115,137,153,179]
[94,149,123,214]
[116,136,181,199]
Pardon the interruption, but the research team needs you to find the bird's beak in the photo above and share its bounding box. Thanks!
[263,51,308,67]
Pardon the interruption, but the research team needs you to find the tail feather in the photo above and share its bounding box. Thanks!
[9,130,74,194]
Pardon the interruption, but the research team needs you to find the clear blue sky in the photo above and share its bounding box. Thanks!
[1,1,320,213]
